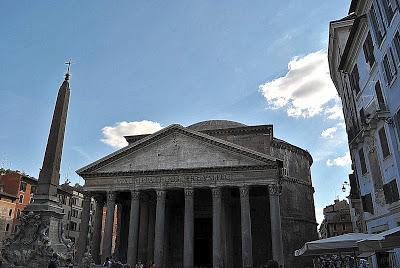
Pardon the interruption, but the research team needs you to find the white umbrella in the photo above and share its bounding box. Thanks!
[357,226,400,252]
[295,233,374,257]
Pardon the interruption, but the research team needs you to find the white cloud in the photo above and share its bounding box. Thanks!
[325,104,344,120]
[326,152,351,167]
[259,50,338,118]
[321,127,338,139]
[101,120,162,149]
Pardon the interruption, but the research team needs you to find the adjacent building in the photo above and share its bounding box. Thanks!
[76,120,318,268]
[57,183,98,246]
[319,199,353,239]
[0,170,37,233]
[329,0,400,266]
[0,190,17,243]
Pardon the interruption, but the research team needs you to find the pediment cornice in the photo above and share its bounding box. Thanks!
[77,124,278,175]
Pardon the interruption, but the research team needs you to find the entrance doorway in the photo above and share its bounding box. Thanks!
[194,218,212,268]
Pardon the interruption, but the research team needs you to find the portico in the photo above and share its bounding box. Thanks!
[77,121,317,267]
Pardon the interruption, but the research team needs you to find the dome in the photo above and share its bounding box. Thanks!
[187,120,247,131]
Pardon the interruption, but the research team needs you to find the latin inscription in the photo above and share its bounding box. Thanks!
[116,174,228,185]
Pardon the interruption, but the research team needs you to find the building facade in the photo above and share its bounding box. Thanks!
[0,191,17,244]
[319,199,354,239]
[0,170,37,233]
[329,0,400,266]
[76,120,318,268]
[57,183,98,249]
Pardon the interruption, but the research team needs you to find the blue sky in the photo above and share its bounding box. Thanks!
[0,0,351,223]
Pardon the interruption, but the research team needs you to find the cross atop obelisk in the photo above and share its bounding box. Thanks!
[65,59,72,80]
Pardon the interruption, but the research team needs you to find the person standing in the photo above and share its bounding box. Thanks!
[103,257,112,268]
[48,253,58,268]
[135,260,144,268]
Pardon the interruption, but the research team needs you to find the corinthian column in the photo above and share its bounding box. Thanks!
[183,188,194,268]
[269,184,284,266]
[154,190,166,268]
[127,190,140,267]
[76,191,91,262]
[91,195,104,264]
[212,187,222,268]
[102,191,116,261]
[240,186,253,268]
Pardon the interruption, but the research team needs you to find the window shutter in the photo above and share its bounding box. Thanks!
[375,81,387,110]
[393,32,400,62]
[351,65,361,94]
[390,180,399,202]
[378,127,391,158]
[382,0,395,23]
[363,33,375,68]
[359,148,368,174]
[383,182,392,203]
[384,54,393,84]
[389,49,397,77]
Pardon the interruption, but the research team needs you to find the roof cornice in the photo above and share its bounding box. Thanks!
[338,15,368,71]
[271,138,313,165]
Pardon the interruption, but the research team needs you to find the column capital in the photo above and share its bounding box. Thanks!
[131,190,140,201]
[211,187,222,198]
[107,191,116,202]
[156,189,166,201]
[93,194,105,206]
[184,188,194,197]
[268,184,281,196]
[239,185,250,198]
[83,191,92,201]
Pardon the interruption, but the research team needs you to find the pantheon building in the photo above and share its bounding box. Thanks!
[76,120,318,268]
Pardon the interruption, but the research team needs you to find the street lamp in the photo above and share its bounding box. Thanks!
[342,181,350,192]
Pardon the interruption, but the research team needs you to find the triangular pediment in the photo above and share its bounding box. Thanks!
[77,125,276,175]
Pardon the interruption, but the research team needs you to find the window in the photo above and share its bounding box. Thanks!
[380,0,397,24]
[395,110,400,143]
[18,195,23,204]
[360,108,367,126]
[6,224,9,232]
[19,181,26,192]
[363,33,376,68]
[375,81,387,110]
[343,224,346,231]
[350,65,361,94]
[70,221,77,231]
[16,209,20,218]
[362,193,374,214]
[71,209,78,218]
[359,148,368,175]
[383,179,400,203]
[8,209,12,217]
[369,4,386,45]
[383,49,397,84]
[393,31,400,62]
[30,185,36,194]
[379,127,391,158]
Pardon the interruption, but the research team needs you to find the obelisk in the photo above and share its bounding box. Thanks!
[2,69,73,267]
[33,71,70,203]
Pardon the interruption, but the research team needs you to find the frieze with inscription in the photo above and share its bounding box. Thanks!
[84,169,278,190]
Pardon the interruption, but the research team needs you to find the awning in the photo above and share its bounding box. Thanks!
[357,226,400,253]
[295,233,374,257]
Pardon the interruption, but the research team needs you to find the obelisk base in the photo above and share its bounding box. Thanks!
[1,198,73,267]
